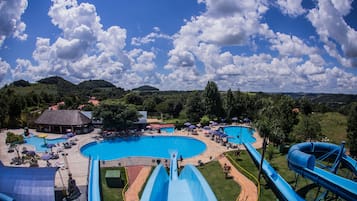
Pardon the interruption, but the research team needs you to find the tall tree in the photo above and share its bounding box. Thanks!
[275,95,298,141]
[225,88,235,121]
[347,103,357,157]
[93,102,140,131]
[203,81,223,119]
[0,93,8,128]
[292,114,321,141]
[186,91,204,122]
[299,97,313,115]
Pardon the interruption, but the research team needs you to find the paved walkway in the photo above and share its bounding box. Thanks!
[218,155,258,201]
[125,166,152,201]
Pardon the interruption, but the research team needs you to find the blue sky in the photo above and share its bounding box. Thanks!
[1,0,357,93]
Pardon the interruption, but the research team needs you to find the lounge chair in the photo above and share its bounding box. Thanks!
[63,142,72,149]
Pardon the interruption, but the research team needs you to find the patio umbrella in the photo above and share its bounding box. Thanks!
[26,150,36,156]
[46,143,56,152]
[37,133,48,145]
[66,132,74,138]
[221,134,228,138]
[232,117,238,121]
[243,118,251,123]
[184,122,191,126]
[41,153,52,160]
[203,126,211,130]
[188,125,196,129]
[46,143,56,148]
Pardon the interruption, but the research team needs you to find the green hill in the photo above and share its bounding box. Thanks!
[77,80,116,89]
[132,85,159,92]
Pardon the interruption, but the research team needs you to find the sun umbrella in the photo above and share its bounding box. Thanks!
[41,153,52,160]
[46,143,56,148]
[188,125,196,129]
[243,118,251,123]
[184,122,191,126]
[232,117,238,121]
[203,126,211,130]
[26,150,36,156]
[37,133,48,145]
[46,143,56,152]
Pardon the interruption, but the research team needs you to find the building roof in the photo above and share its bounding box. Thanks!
[35,110,92,126]
[0,164,58,201]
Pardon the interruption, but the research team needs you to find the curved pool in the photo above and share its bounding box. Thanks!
[81,136,206,161]
[222,126,256,144]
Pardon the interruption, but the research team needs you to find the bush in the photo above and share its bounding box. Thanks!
[200,115,210,126]
[6,132,25,144]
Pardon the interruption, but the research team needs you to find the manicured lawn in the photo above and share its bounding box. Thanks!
[198,161,240,201]
[100,167,127,201]
[227,146,350,201]
[313,112,347,144]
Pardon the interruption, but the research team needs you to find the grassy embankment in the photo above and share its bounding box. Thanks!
[100,167,127,201]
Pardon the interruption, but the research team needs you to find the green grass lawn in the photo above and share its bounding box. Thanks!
[100,167,127,201]
[198,161,240,201]
[313,112,347,144]
[227,146,351,201]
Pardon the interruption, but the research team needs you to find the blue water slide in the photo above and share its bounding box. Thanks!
[287,142,357,201]
[243,143,304,201]
[88,158,101,201]
[170,151,178,181]
[141,152,217,201]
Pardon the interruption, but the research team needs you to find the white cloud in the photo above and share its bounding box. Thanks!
[0,0,28,46]
[131,28,171,46]
[9,0,154,89]
[129,49,156,71]
[270,32,317,57]
[307,0,357,67]
[0,58,10,83]
[331,0,353,15]
[276,0,306,17]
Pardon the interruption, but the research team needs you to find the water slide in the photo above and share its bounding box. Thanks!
[287,142,357,201]
[141,152,217,201]
[88,158,101,201]
[243,143,304,201]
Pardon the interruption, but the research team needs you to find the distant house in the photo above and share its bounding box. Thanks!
[35,110,94,134]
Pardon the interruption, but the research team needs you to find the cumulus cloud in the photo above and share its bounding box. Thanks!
[10,0,155,89]
[165,0,269,86]
[307,0,357,67]
[270,32,317,57]
[276,0,306,17]
[0,0,28,46]
[0,58,10,83]
[131,27,171,46]
[129,49,156,71]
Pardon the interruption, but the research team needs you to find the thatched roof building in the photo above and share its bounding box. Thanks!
[35,110,93,134]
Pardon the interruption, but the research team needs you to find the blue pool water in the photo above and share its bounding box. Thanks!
[160,127,175,133]
[81,136,206,161]
[222,126,256,144]
[25,136,66,152]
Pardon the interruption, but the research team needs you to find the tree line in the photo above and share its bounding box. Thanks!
[1,79,357,156]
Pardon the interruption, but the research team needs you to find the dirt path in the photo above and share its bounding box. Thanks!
[218,155,258,201]
[124,166,152,201]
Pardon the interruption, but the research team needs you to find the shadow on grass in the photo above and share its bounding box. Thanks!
[296,183,319,199]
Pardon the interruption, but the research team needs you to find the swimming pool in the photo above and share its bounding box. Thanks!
[222,126,256,144]
[81,136,206,161]
[24,136,67,152]
[160,127,175,133]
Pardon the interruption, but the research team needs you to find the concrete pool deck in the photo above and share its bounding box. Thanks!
[0,125,263,201]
